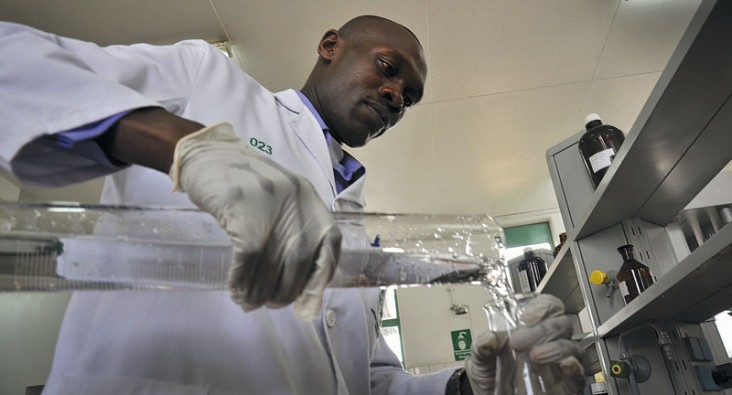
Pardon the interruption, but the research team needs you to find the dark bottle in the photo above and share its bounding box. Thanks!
[553,232,567,257]
[517,248,547,293]
[615,244,656,304]
[578,114,625,188]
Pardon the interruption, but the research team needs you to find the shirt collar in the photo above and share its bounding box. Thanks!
[296,91,328,131]
[296,90,365,194]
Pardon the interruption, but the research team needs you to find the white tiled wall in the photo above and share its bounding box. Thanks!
[409,361,465,375]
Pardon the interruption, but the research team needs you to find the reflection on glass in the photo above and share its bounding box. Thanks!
[715,311,732,359]
[382,286,399,320]
[380,325,404,365]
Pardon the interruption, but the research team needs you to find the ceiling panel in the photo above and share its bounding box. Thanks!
[427,0,619,102]
[427,82,589,216]
[0,0,225,45]
[580,72,662,134]
[594,0,702,79]
[351,78,648,216]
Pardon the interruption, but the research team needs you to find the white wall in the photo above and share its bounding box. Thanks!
[396,283,491,372]
[18,178,105,204]
[0,174,73,394]
[0,294,72,394]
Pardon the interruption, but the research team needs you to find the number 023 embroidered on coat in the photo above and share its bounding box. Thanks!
[249,137,273,155]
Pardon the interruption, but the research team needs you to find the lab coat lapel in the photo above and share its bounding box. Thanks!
[334,173,367,212]
[274,90,337,198]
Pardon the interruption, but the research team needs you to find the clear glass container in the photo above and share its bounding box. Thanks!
[0,202,506,292]
[485,293,564,395]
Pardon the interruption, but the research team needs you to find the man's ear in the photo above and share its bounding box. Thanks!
[318,29,339,62]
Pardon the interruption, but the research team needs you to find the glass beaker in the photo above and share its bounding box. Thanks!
[484,292,564,395]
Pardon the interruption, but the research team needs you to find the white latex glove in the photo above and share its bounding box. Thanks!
[170,123,341,321]
[465,294,587,395]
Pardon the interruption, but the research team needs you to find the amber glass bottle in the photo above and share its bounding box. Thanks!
[578,114,625,188]
[552,232,567,257]
[517,249,547,293]
[615,244,655,304]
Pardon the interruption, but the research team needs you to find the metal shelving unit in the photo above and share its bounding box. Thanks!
[545,1,732,393]
[570,0,732,240]
[597,222,732,337]
[535,245,584,314]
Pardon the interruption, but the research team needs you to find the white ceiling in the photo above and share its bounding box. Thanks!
[3,0,703,220]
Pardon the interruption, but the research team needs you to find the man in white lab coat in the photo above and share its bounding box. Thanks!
[0,15,587,394]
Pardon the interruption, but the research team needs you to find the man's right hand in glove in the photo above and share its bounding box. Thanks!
[96,108,341,321]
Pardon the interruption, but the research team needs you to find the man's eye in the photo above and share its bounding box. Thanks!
[380,59,395,76]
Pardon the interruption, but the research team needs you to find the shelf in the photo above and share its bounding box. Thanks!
[576,332,602,375]
[536,245,585,314]
[577,332,596,350]
[597,221,732,337]
[573,0,732,240]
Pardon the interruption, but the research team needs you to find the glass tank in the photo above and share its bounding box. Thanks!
[0,202,507,292]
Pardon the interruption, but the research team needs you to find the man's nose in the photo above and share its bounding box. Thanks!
[380,82,405,113]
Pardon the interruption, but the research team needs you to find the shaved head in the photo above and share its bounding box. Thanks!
[301,15,428,147]
[337,15,426,75]
[338,16,423,49]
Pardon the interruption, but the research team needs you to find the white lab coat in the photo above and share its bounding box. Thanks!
[0,23,455,394]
